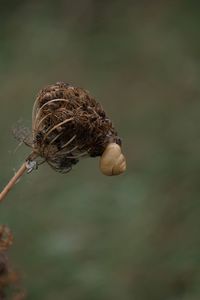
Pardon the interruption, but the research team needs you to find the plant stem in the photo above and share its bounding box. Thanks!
[0,163,27,202]
[0,152,38,203]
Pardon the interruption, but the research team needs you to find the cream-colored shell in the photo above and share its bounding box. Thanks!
[100,143,126,176]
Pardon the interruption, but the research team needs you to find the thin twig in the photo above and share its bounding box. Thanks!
[0,152,37,203]
[0,163,27,202]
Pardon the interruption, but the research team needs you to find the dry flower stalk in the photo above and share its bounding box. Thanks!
[0,82,126,202]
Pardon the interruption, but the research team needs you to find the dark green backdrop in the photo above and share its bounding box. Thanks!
[0,1,200,299]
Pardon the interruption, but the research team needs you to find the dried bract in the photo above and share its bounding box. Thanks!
[12,122,32,148]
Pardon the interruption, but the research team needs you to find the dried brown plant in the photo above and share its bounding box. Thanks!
[0,82,126,299]
[31,82,122,172]
[0,82,126,201]
[0,226,25,300]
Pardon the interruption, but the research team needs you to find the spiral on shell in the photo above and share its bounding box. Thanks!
[100,143,126,176]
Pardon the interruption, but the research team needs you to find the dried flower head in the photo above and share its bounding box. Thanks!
[31,82,123,173]
[0,81,126,202]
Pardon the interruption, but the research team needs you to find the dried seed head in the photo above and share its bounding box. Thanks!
[31,82,124,174]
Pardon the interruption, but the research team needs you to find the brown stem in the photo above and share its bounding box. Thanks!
[0,152,38,203]
[0,163,27,202]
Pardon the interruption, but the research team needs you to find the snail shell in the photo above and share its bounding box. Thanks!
[100,143,126,176]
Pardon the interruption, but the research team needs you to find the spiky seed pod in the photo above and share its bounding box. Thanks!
[31,82,124,174]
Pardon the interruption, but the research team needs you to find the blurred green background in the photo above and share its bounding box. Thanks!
[1,0,200,299]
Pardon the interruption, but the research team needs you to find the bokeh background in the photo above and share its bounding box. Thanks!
[1,0,200,299]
